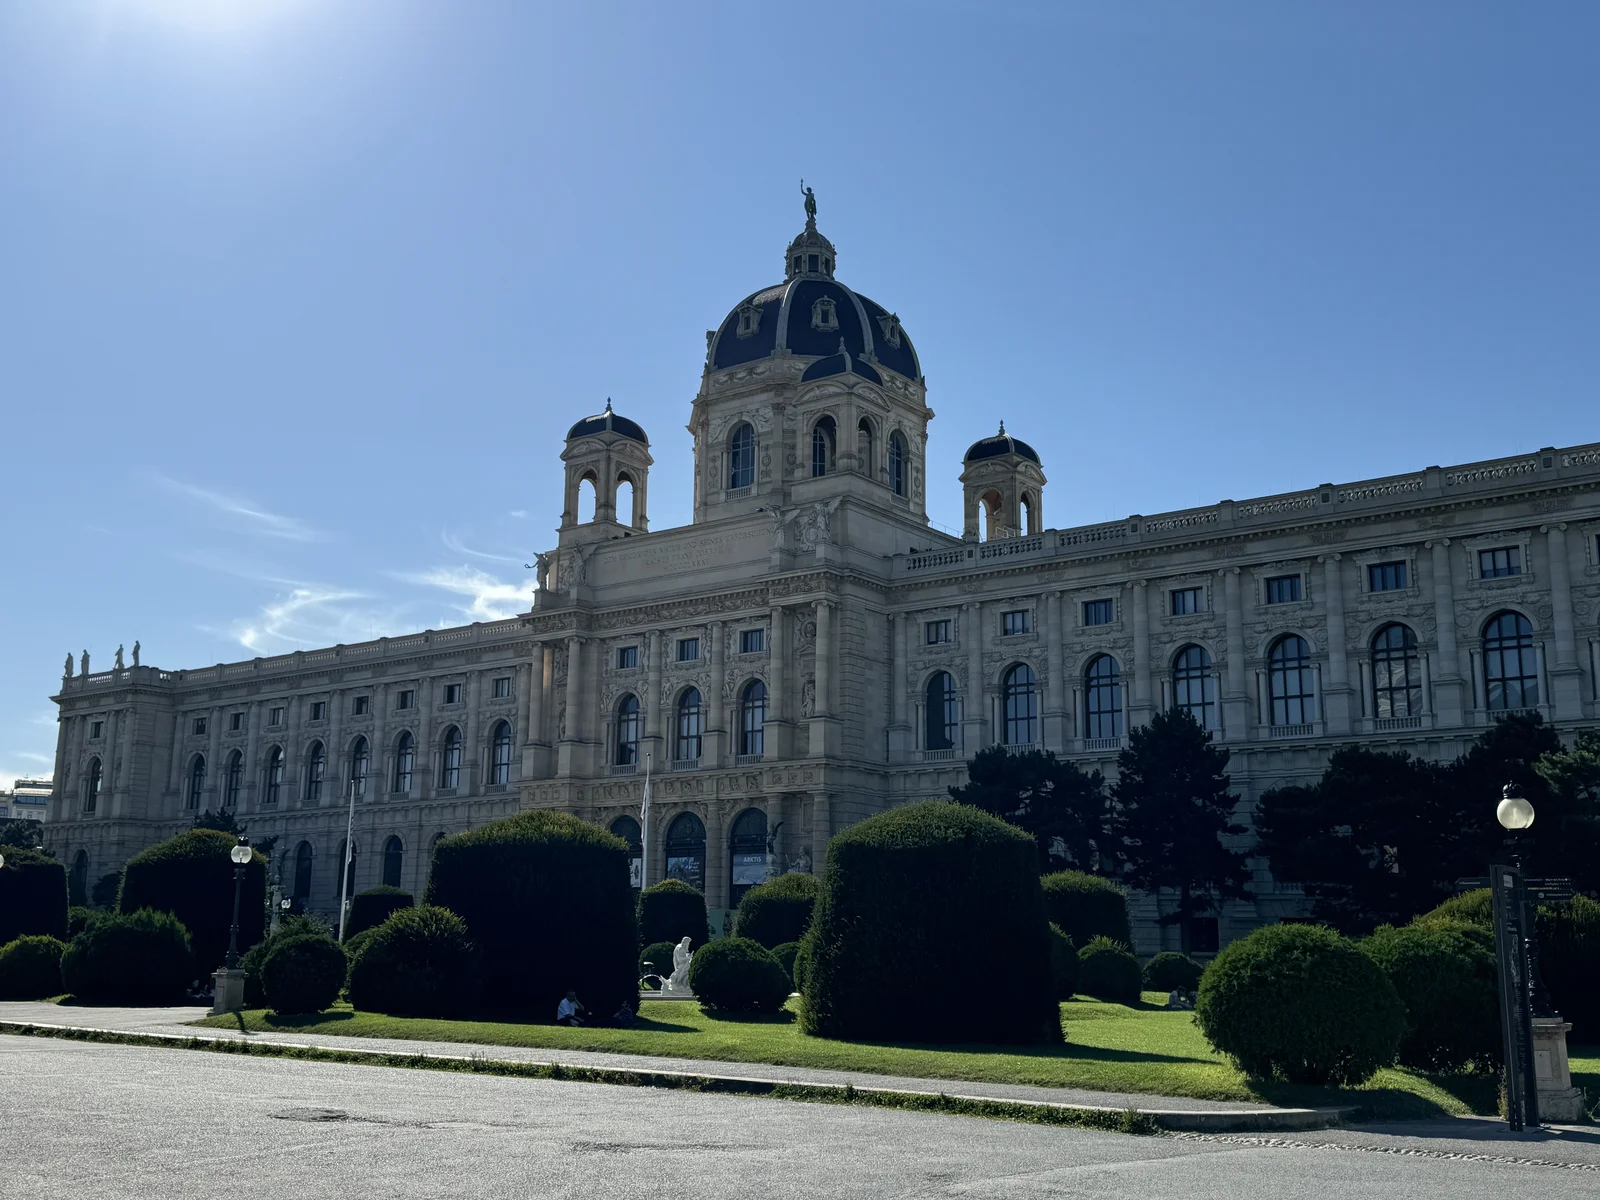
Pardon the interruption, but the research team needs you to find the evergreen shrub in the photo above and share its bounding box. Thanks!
[346,906,476,1018]
[638,879,711,951]
[241,914,330,1007]
[344,887,413,939]
[1143,951,1204,993]
[800,800,1060,1044]
[792,940,814,996]
[0,935,66,999]
[119,831,266,977]
[60,909,193,1005]
[1048,923,1078,1000]
[0,847,69,946]
[1039,871,1132,951]
[1077,936,1142,1005]
[1361,921,1498,1072]
[638,940,678,983]
[425,810,638,1020]
[68,907,103,939]
[1196,923,1404,1085]
[688,937,792,1013]
[261,935,347,1015]
[733,873,819,948]
[772,940,802,988]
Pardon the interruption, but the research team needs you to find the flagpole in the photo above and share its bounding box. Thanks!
[337,775,357,942]
[639,752,653,890]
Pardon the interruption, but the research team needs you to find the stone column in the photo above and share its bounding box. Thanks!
[373,682,389,798]
[962,601,985,751]
[705,803,727,911]
[647,630,666,769]
[1427,540,1465,725]
[1043,591,1067,748]
[1320,554,1352,734]
[888,613,911,760]
[1544,523,1584,718]
[286,695,305,806]
[166,706,184,802]
[810,600,835,757]
[767,607,790,760]
[707,621,726,766]
[811,792,831,873]
[1221,568,1250,737]
[243,699,261,811]
[464,669,482,794]
[327,690,343,806]
[205,706,222,810]
[558,634,582,776]
[1131,581,1152,727]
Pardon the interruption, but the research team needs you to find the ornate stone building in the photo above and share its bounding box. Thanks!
[42,205,1600,949]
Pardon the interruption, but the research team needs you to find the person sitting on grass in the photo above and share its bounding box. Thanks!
[556,990,587,1026]
[611,1002,637,1029]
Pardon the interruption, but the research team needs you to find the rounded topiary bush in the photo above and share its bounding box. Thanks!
[261,935,347,1016]
[638,879,711,951]
[119,831,266,977]
[1197,923,1405,1085]
[1361,922,1498,1073]
[688,937,793,1013]
[1040,871,1132,951]
[68,907,103,939]
[346,906,476,1018]
[800,800,1060,1045]
[733,873,819,948]
[0,847,69,947]
[1419,889,1492,928]
[1048,923,1079,1000]
[60,909,193,1005]
[241,914,331,1007]
[638,940,678,983]
[344,887,414,939]
[425,811,638,1021]
[0,935,67,999]
[1077,936,1142,1005]
[772,940,802,988]
[1143,951,1205,994]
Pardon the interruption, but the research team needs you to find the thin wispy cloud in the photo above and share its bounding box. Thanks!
[203,586,412,655]
[440,530,525,566]
[15,751,53,764]
[399,565,531,624]
[508,510,529,519]
[151,473,325,542]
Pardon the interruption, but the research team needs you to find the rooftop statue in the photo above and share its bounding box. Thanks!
[801,180,816,224]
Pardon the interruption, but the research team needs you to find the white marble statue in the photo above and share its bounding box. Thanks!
[663,936,693,994]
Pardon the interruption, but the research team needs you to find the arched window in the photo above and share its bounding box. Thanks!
[264,746,283,806]
[224,750,243,808]
[729,808,769,907]
[1020,493,1034,535]
[350,735,370,798]
[739,680,767,757]
[187,754,207,810]
[979,489,1004,542]
[305,740,325,804]
[382,835,404,889]
[728,423,754,490]
[83,758,102,813]
[1371,623,1421,718]
[1483,610,1539,711]
[439,727,462,789]
[888,432,907,496]
[577,472,597,522]
[616,474,636,526]
[69,850,89,905]
[1173,645,1216,731]
[1085,655,1123,739]
[810,416,835,478]
[1268,635,1315,726]
[1002,664,1038,746]
[925,671,959,751]
[664,812,706,891]
[675,688,703,762]
[393,731,415,793]
[490,720,513,785]
[610,815,643,889]
[336,838,357,902]
[292,841,313,906]
[615,695,641,766]
[856,417,874,474]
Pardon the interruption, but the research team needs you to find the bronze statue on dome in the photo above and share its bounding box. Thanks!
[801,180,817,224]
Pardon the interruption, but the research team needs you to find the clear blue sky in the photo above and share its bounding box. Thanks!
[3,1,1597,788]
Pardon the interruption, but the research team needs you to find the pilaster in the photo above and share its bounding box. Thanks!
[1544,523,1584,718]
[1320,554,1353,735]
[1220,568,1250,738]
[1427,540,1465,725]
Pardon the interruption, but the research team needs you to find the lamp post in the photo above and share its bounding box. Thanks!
[1491,782,1541,1130]
[211,837,253,1015]
[225,837,252,970]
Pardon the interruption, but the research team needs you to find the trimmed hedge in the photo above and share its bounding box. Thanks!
[0,847,69,947]
[1039,871,1132,951]
[638,940,678,982]
[60,909,193,1005]
[68,907,103,939]
[800,801,1060,1045]
[0,935,66,1000]
[733,873,819,949]
[119,831,266,977]
[638,879,711,951]
[1361,921,1498,1072]
[772,940,802,988]
[792,940,814,995]
[1048,923,1079,1000]
[262,935,347,1015]
[345,887,414,940]
[425,810,638,1020]
[1143,952,1204,994]
[241,914,332,1008]
[1197,923,1404,1085]
[688,937,793,1013]
[1077,936,1142,1005]
[347,906,476,1018]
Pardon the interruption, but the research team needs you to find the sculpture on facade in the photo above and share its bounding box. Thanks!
[662,936,694,994]
[801,180,816,223]
[80,650,89,676]
[64,653,74,679]
[114,644,124,671]
[131,641,140,667]
[788,844,814,875]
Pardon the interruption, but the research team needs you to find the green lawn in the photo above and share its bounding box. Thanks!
[195,993,1508,1121]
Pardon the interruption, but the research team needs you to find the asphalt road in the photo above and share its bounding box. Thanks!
[3,1037,1596,1199]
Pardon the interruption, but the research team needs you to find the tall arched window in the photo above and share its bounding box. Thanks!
[728,423,754,490]
[83,758,102,813]
[615,695,641,765]
[490,720,513,785]
[305,741,326,804]
[664,812,706,891]
[1085,655,1123,739]
[1172,645,1216,731]
[187,755,207,810]
[382,835,404,889]
[350,735,370,798]
[924,671,959,751]
[69,851,89,905]
[1268,635,1315,726]
[1002,664,1038,746]
[888,432,907,496]
[264,746,284,806]
[1371,623,1421,718]
[439,727,462,789]
[675,688,703,762]
[739,680,767,757]
[810,416,835,477]
[393,731,415,793]
[292,841,313,906]
[610,815,643,889]
[856,417,874,474]
[224,750,243,808]
[577,472,597,522]
[615,473,635,526]
[729,808,769,906]
[1483,610,1539,711]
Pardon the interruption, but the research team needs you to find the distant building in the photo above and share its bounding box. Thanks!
[1,777,50,822]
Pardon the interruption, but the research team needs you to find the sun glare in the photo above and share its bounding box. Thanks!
[107,0,311,32]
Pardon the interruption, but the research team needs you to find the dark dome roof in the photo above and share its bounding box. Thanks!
[567,402,647,444]
[964,424,1040,465]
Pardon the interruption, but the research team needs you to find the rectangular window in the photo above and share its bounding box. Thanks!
[229,712,244,732]
[1001,609,1030,636]
[1479,546,1522,578]
[492,676,512,699]
[192,717,207,736]
[269,707,285,726]
[1265,575,1303,604]
[677,637,700,662]
[1083,599,1114,627]
[309,701,327,722]
[924,619,951,645]
[352,695,369,716]
[1170,587,1205,616]
[739,628,765,654]
[1368,561,1408,592]
[396,690,415,711]
[91,720,103,739]
[443,683,463,705]
[616,645,639,670]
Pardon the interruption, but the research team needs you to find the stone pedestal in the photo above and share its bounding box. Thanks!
[1532,1017,1586,1124]
[210,968,245,1015]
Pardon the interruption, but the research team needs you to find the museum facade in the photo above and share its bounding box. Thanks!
[42,206,1600,949]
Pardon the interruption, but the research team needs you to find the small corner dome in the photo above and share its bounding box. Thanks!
[964,423,1041,465]
[567,400,648,445]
